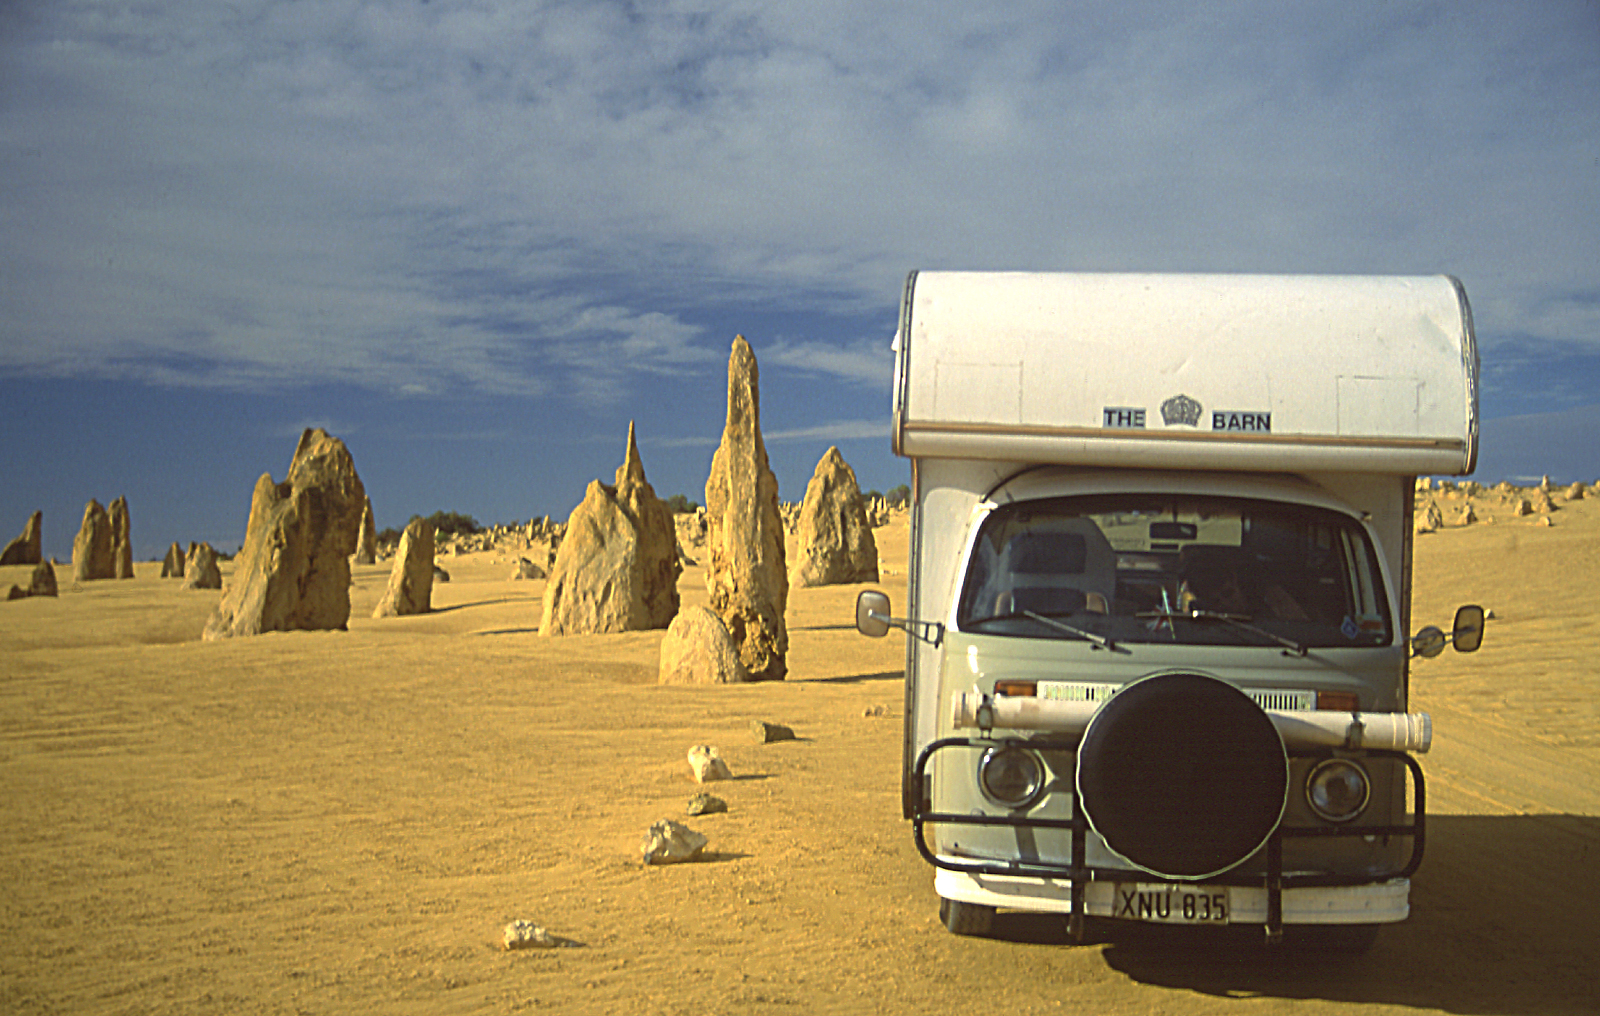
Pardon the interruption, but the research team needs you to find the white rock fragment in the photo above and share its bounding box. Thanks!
[687,744,733,783]
[503,920,557,950]
[641,819,708,865]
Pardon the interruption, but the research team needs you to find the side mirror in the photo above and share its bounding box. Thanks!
[1411,604,1487,658]
[1411,625,1447,659]
[1452,604,1485,653]
[856,590,892,638]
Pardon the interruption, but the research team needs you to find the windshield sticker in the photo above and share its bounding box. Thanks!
[1341,616,1360,641]
[1212,411,1271,432]
[1103,407,1147,428]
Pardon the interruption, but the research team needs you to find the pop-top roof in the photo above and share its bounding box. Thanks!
[892,271,1478,475]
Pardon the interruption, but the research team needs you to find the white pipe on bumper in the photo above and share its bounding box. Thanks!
[951,692,1432,753]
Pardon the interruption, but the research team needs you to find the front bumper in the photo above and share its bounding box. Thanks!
[913,736,1426,941]
[935,868,1411,925]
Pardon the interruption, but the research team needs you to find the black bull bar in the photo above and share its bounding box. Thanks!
[911,736,1426,943]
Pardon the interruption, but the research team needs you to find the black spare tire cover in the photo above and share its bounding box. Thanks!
[1076,673,1287,879]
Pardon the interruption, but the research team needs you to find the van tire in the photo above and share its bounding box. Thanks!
[1076,672,1287,878]
[940,898,995,936]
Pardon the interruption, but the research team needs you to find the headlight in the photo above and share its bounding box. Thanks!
[1305,759,1370,822]
[978,746,1045,808]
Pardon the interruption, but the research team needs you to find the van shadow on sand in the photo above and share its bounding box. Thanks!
[985,815,1598,1016]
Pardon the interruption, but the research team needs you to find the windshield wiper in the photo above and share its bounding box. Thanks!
[967,610,1124,652]
[1136,608,1307,657]
[1020,610,1124,653]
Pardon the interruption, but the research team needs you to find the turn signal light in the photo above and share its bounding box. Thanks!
[1316,690,1360,711]
[994,680,1038,697]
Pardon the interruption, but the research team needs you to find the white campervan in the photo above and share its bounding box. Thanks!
[857,272,1485,951]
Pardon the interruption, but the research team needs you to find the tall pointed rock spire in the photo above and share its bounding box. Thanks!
[703,335,789,681]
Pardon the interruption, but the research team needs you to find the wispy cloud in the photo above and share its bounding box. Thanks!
[650,434,723,450]
[763,338,894,387]
[650,416,886,449]
[765,418,890,443]
[2,0,1597,409]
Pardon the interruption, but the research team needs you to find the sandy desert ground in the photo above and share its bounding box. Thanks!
[2,495,1598,1015]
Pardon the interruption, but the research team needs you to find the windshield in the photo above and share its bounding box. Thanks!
[957,494,1392,648]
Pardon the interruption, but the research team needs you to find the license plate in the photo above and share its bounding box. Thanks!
[1112,884,1230,924]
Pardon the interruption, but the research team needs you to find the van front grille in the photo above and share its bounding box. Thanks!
[1246,689,1316,712]
[1031,683,1319,711]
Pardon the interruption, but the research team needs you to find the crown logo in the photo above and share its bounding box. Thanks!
[1160,394,1202,427]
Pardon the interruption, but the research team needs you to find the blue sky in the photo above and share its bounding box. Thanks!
[3,1,1598,560]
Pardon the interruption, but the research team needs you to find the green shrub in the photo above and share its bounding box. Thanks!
[415,511,481,538]
[665,494,700,514]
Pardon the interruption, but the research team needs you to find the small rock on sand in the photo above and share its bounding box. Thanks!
[686,792,727,816]
[503,920,558,950]
[687,744,732,783]
[750,720,795,743]
[641,819,708,865]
